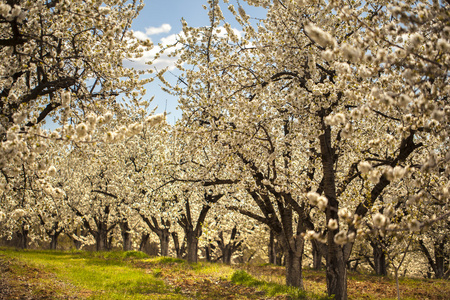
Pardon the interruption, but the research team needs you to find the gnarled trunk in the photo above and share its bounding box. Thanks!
[312,240,326,270]
[185,227,198,263]
[419,238,449,279]
[139,233,150,252]
[158,228,170,257]
[96,230,108,251]
[49,233,59,250]
[216,227,241,264]
[172,231,185,259]
[95,221,110,251]
[285,246,303,287]
[372,240,388,276]
[326,243,347,300]
[17,227,29,249]
[120,219,132,251]
[320,122,348,300]
[268,229,276,264]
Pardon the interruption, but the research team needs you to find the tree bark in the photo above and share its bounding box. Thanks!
[172,231,185,259]
[185,226,198,263]
[312,240,326,270]
[49,233,60,250]
[120,220,132,251]
[205,244,212,262]
[140,215,172,256]
[371,239,388,276]
[269,229,276,264]
[419,238,449,279]
[96,223,108,251]
[139,233,150,252]
[319,121,348,300]
[158,229,170,257]
[284,244,304,287]
[17,227,29,249]
[178,194,223,263]
[216,227,241,264]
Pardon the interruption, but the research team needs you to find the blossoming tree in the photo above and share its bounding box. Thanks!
[0,0,166,248]
[165,0,449,299]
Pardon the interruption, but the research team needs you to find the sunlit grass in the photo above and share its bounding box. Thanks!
[230,270,311,299]
[2,248,447,300]
[192,262,235,278]
[1,248,185,300]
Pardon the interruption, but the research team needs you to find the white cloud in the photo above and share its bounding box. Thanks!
[132,24,172,42]
[160,33,180,47]
[133,30,150,41]
[146,24,172,36]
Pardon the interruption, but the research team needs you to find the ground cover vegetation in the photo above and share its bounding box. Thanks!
[0,0,449,300]
[1,248,449,300]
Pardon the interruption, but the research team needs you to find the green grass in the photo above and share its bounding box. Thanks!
[0,248,184,300]
[230,270,310,299]
[2,248,446,300]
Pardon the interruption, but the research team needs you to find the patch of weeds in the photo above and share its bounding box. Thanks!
[231,270,262,286]
[258,262,276,267]
[153,268,163,278]
[231,270,308,299]
[155,257,185,264]
[193,262,234,279]
[123,251,149,259]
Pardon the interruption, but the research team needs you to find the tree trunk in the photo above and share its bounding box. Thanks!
[172,231,185,259]
[312,240,326,270]
[108,235,113,250]
[326,244,347,300]
[17,227,28,249]
[72,229,83,250]
[120,220,132,251]
[434,241,447,279]
[269,229,276,264]
[49,233,59,250]
[96,222,108,251]
[394,268,401,300]
[186,229,198,263]
[285,247,303,288]
[158,229,170,257]
[205,244,212,262]
[139,233,149,252]
[320,123,348,300]
[372,240,388,276]
[418,238,449,279]
[222,246,232,264]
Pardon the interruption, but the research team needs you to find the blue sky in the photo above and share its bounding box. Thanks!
[128,0,267,123]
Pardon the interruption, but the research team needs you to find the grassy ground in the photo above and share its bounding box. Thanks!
[0,248,448,300]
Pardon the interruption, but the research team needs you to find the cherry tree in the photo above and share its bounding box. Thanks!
[164,0,449,299]
[0,0,161,236]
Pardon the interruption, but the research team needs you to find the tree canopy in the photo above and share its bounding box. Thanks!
[0,1,449,300]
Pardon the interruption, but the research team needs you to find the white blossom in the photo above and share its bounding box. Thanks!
[328,219,338,230]
[408,219,421,232]
[307,191,320,206]
[304,24,336,49]
[358,161,372,174]
[334,230,348,245]
[373,213,386,228]
[47,166,57,177]
[317,196,328,211]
